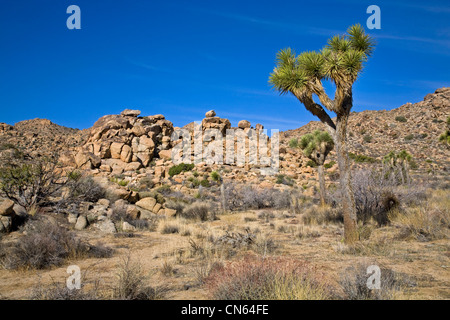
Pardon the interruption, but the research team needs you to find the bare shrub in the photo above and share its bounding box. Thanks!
[30,275,102,300]
[391,198,449,241]
[159,221,180,234]
[164,199,187,216]
[1,220,112,270]
[329,168,426,227]
[302,205,343,225]
[223,183,294,211]
[179,202,214,221]
[339,261,413,300]
[0,155,66,211]
[113,255,166,300]
[65,175,106,204]
[206,255,333,300]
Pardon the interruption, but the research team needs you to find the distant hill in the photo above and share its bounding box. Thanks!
[281,87,450,171]
[0,118,87,158]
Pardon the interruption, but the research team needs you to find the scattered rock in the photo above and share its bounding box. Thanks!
[122,221,136,232]
[0,199,14,216]
[75,216,88,230]
[238,120,251,129]
[121,109,141,117]
[205,110,216,118]
[135,197,157,212]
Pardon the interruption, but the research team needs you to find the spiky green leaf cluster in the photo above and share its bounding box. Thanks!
[383,150,413,166]
[269,24,375,101]
[298,130,334,161]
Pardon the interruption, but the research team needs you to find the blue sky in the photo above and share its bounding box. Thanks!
[0,0,449,131]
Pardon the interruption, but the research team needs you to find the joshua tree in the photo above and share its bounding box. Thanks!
[438,116,450,145]
[269,24,375,243]
[383,150,413,184]
[297,130,334,206]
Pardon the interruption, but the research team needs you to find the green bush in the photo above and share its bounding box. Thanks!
[348,152,376,163]
[276,174,294,186]
[306,160,317,167]
[404,134,414,141]
[200,179,210,188]
[210,171,221,182]
[0,156,65,211]
[289,138,299,148]
[395,116,407,123]
[324,161,336,169]
[363,135,373,143]
[168,163,195,177]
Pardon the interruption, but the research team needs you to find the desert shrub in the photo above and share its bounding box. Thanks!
[65,175,106,204]
[30,278,102,300]
[179,202,213,221]
[113,255,166,300]
[328,169,420,227]
[164,199,187,216]
[0,155,65,211]
[363,135,373,143]
[200,179,210,188]
[168,163,195,177]
[210,171,221,182]
[339,261,412,300]
[110,204,131,224]
[439,130,450,144]
[252,234,278,255]
[391,192,449,241]
[275,174,294,186]
[1,220,112,270]
[404,134,414,141]
[159,221,180,234]
[302,205,343,225]
[223,183,294,211]
[395,116,407,122]
[324,161,336,169]
[289,138,299,148]
[206,256,333,300]
[348,152,376,163]
[137,175,154,191]
[306,160,317,167]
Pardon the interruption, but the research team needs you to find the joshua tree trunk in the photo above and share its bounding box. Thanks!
[317,164,326,207]
[220,180,226,213]
[334,112,358,244]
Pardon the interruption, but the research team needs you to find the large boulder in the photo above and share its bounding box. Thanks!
[238,120,251,129]
[75,215,88,230]
[121,109,141,117]
[205,110,216,118]
[75,110,174,169]
[135,197,157,212]
[0,199,14,216]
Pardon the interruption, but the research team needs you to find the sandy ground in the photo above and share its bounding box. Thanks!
[0,209,449,300]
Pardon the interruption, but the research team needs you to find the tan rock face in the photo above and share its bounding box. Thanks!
[74,109,174,170]
[135,197,157,212]
[0,199,14,216]
[202,116,231,135]
[205,110,216,118]
[121,109,141,117]
[238,120,251,129]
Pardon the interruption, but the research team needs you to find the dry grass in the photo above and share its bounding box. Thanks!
[205,255,334,300]
[389,190,449,241]
[1,187,449,300]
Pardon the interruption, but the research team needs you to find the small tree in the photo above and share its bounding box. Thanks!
[438,116,450,145]
[0,154,65,212]
[298,130,334,206]
[269,24,375,243]
[383,150,413,184]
